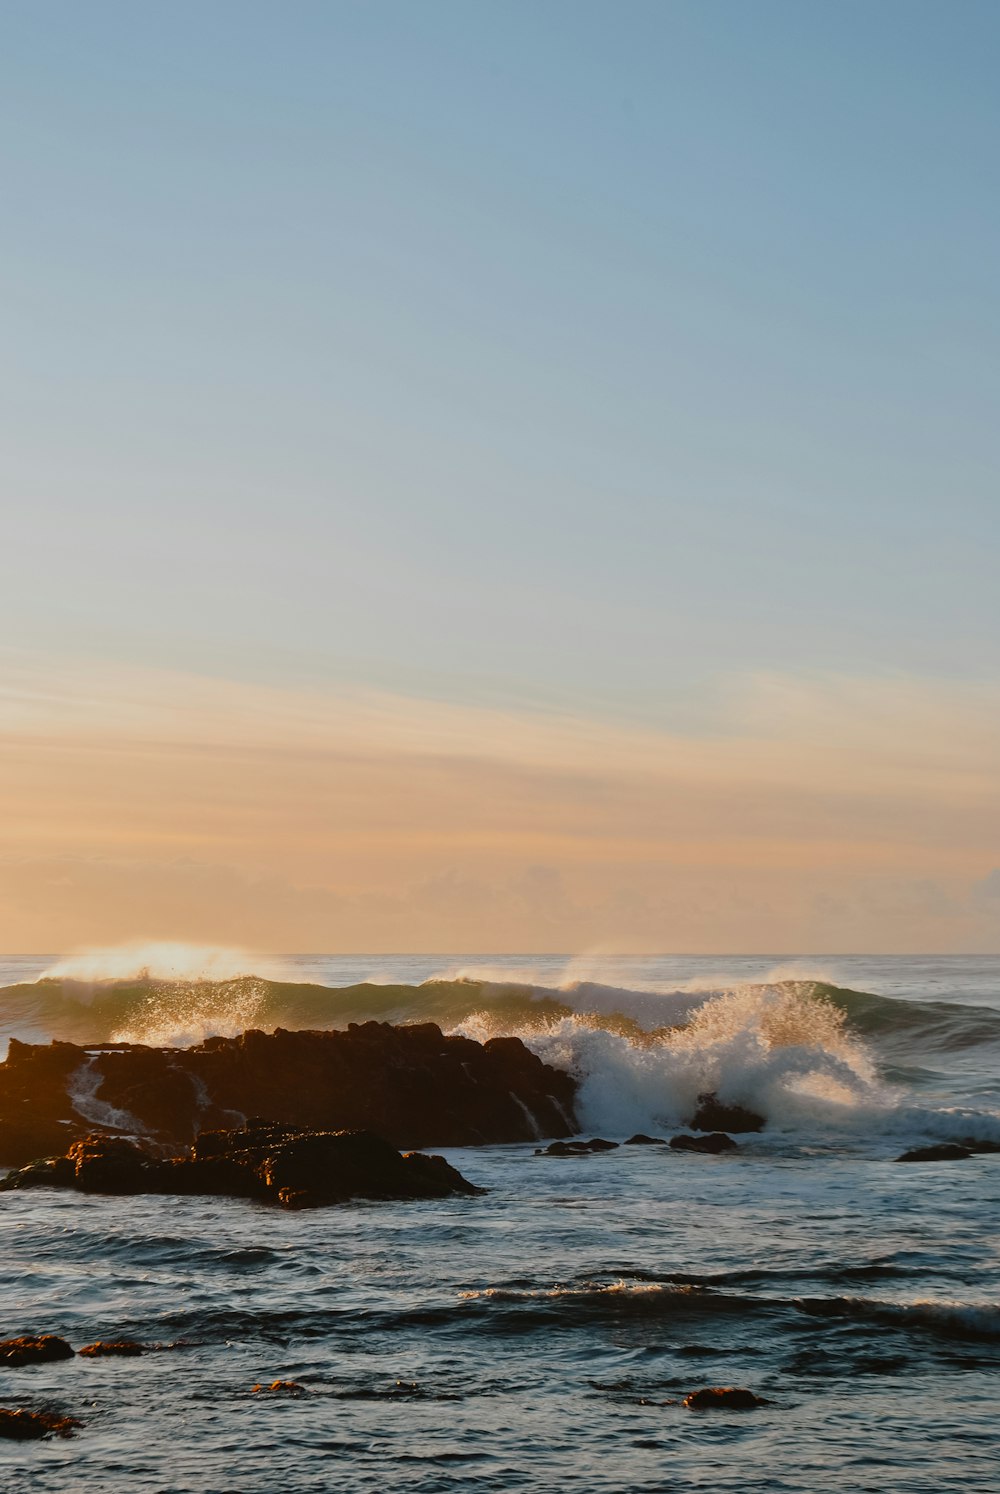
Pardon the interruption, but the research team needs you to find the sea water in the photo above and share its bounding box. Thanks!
[1,953,998,1492]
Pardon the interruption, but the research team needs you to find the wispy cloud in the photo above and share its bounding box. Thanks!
[1,650,998,950]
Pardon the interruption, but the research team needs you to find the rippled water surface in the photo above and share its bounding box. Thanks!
[2,954,999,1491]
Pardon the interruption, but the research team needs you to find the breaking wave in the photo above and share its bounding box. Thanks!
[3,946,999,1147]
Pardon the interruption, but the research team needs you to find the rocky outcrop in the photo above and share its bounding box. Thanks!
[0,1023,578,1164]
[1,1124,481,1209]
[0,1409,82,1440]
[0,1336,75,1368]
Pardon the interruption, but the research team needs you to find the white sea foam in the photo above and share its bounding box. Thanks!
[458,984,886,1137]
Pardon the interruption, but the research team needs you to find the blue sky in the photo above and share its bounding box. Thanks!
[3,0,997,721]
[1,3,998,950]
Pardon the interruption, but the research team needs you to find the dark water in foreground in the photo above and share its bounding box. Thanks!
[2,953,999,1491]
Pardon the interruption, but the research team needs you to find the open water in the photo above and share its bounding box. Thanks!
[1,952,998,1492]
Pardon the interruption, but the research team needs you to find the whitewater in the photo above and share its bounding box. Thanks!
[2,951,999,1492]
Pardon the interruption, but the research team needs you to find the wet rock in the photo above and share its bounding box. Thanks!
[0,1023,578,1163]
[896,1143,972,1162]
[68,1136,157,1194]
[78,1340,144,1357]
[955,1137,1000,1154]
[535,1137,620,1156]
[669,1132,737,1154]
[624,1134,666,1145]
[0,1408,82,1440]
[252,1380,306,1395]
[0,1336,75,1367]
[1,1125,480,1209]
[683,1386,767,1410]
[689,1093,764,1133]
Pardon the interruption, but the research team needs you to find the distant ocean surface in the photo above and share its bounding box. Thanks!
[2,952,999,1492]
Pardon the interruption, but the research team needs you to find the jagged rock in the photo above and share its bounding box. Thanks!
[669,1132,737,1154]
[896,1143,972,1162]
[253,1380,306,1395]
[78,1341,144,1357]
[683,1386,767,1410]
[0,1409,82,1440]
[624,1134,665,1145]
[0,1023,578,1164]
[1,1125,480,1209]
[0,1336,75,1367]
[689,1093,764,1133]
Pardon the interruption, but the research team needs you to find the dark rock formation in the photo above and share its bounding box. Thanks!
[78,1341,144,1357]
[683,1386,766,1410]
[0,1409,82,1440]
[689,1093,765,1133]
[896,1143,972,1162]
[669,1132,737,1154]
[534,1137,620,1156]
[0,1336,75,1368]
[624,1133,665,1145]
[0,1023,578,1164]
[1,1124,480,1209]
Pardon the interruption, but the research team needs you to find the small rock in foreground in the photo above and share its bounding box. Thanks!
[896,1143,972,1162]
[683,1387,767,1410]
[624,1134,666,1145]
[0,1409,82,1440]
[252,1380,306,1396]
[669,1133,737,1154]
[0,1336,75,1368]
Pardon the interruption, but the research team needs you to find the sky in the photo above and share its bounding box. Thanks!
[1,0,998,953]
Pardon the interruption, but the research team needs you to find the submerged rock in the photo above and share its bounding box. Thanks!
[0,1023,578,1164]
[534,1137,620,1156]
[669,1132,737,1154]
[252,1380,306,1396]
[78,1340,144,1357]
[896,1143,972,1162]
[0,1336,75,1368]
[623,1134,666,1145]
[1,1125,480,1209]
[689,1093,764,1133]
[683,1386,767,1410]
[0,1409,82,1440]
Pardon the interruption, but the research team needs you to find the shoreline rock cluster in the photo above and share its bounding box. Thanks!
[0,1022,579,1165]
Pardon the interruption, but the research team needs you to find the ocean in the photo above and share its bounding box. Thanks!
[1,952,998,1492]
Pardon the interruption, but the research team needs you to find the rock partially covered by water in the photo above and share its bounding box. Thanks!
[0,1409,82,1440]
[1,1125,480,1209]
[689,1093,765,1133]
[0,1335,75,1368]
[0,1023,578,1164]
[683,1386,767,1410]
[78,1340,144,1357]
[669,1132,737,1153]
[896,1143,972,1162]
[534,1137,620,1156]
